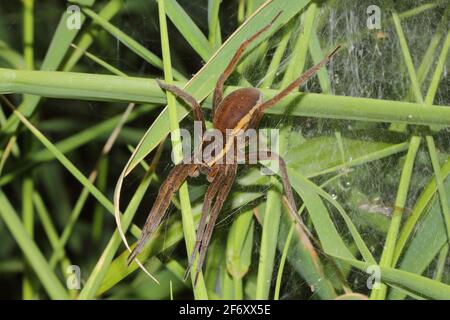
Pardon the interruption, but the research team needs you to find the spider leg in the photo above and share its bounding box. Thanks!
[128,163,197,264]
[156,79,206,132]
[183,164,227,281]
[206,163,221,183]
[212,12,282,115]
[252,150,313,238]
[247,151,298,215]
[194,164,238,285]
[258,45,341,112]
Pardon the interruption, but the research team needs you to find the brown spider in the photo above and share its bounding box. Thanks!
[128,14,340,285]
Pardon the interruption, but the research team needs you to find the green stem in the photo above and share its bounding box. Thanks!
[157,0,208,299]
[372,136,421,300]
[274,223,294,300]
[237,0,245,25]
[233,277,243,300]
[426,137,450,240]
[0,191,68,299]
[79,169,154,299]
[434,244,449,281]
[2,69,450,128]
[208,0,222,49]
[81,7,186,81]
[63,0,122,72]
[391,11,423,104]
[23,0,34,70]
[33,193,72,273]
[261,30,291,89]
[425,31,450,106]
[22,177,35,299]
[21,0,35,299]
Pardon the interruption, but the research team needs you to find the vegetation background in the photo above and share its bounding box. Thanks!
[0,0,449,300]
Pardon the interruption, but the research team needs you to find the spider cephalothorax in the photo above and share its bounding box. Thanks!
[127,13,340,285]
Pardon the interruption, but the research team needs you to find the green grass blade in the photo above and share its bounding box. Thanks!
[393,157,450,264]
[424,30,450,105]
[71,44,127,76]
[373,137,421,300]
[388,181,448,299]
[308,29,332,94]
[63,0,123,71]
[33,192,73,288]
[32,193,59,249]
[260,30,291,89]
[2,0,96,137]
[208,0,222,49]
[3,69,450,129]
[165,0,213,61]
[0,191,68,299]
[434,244,449,281]
[398,0,447,19]
[288,172,354,260]
[337,257,450,300]
[0,41,25,69]
[21,0,36,299]
[79,168,154,299]
[81,7,186,81]
[280,2,316,88]
[255,179,282,299]
[22,0,34,70]
[426,136,450,239]
[257,3,315,298]
[226,209,254,300]
[157,0,208,298]
[3,100,142,239]
[0,104,156,187]
[407,6,450,103]
[21,177,35,299]
[274,222,294,300]
[391,11,423,103]
[274,192,338,300]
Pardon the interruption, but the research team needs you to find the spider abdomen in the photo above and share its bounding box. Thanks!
[213,88,263,132]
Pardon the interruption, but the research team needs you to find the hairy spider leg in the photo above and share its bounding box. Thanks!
[212,12,282,115]
[156,79,207,133]
[194,164,238,285]
[246,151,297,214]
[259,45,341,112]
[156,79,212,177]
[128,163,198,264]
[183,164,227,281]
